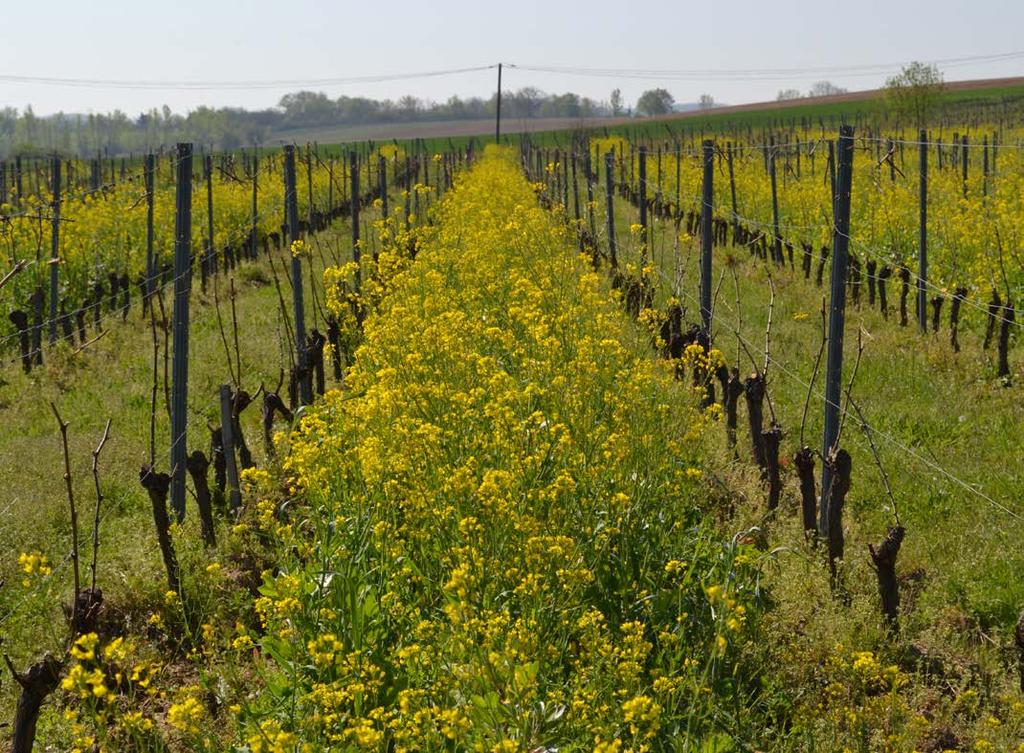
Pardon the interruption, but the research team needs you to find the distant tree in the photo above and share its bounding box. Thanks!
[278,91,337,126]
[698,94,715,109]
[636,88,674,117]
[776,89,802,101]
[511,87,543,118]
[338,96,379,123]
[808,80,847,97]
[398,95,420,121]
[885,62,945,127]
[540,93,582,118]
[610,88,624,116]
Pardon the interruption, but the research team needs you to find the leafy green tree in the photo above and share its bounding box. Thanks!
[885,62,945,127]
[636,88,674,117]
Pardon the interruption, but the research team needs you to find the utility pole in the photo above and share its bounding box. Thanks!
[495,63,503,144]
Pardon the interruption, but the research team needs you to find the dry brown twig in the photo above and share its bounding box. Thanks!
[230,277,243,386]
[762,271,778,425]
[89,420,112,593]
[213,273,239,387]
[848,396,901,526]
[49,403,80,630]
[155,289,171,427]
[800,297,828,448]
[71,329,108,356]
[0,259,31,291]
[835,327,866,448]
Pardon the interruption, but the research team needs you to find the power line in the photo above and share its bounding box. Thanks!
[3,50,1022,92]
[0,65,497,91]
[508,51,1024,82]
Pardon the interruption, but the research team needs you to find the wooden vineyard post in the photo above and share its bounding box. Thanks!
[982,136,988,197]
[495,62,502,143]
[638,145,648,256]
[350,151,362,294]
[727,142,738,243]
[584,149,596,242]
[918,130,928,334]
[961,134,968,197]
[15,154,23,206]
[145,154,155,301]
[308,146,317,235]
[379,153,388,219]
[283,145,312,406]
[562,153,569,211]
[204,154,214,287]
[571,150,581,235]
[827,139,836,210]
[251,155,258,259]
[819,125,854,534]
[169,143,193,521]
[48,156,61,345]
[769,138,782,265]
[604,152,617,270]
[674,141,682,218]
[700,139,714,335]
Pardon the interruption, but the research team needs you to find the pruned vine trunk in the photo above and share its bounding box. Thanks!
[877,267,891,320]
[7,653,63,753]
[930,295,944,334]
[763,424,782,510]
[794,447,817,536]
[211,427,226,511]
[984,290,1001,350]
[826,448,852,582]
[950,287,967,353]
[743,374,767,472]
[869,526,905,630]
[898,266,910,327]
[186,451,216,548]
[140,466,179,592]
[262,392,293,458]
[997,301,1015,379]
[9,310,31,372]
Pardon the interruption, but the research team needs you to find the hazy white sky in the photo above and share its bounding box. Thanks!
[2,0,1023,116]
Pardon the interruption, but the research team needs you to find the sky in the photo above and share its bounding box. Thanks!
[2,0,1023,117]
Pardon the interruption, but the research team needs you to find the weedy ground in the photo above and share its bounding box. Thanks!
[599,184,1024,749]
[0,215,362,742]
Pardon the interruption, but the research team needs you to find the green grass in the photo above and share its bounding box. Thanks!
[0,206,381,742]
[578,180,1024,747]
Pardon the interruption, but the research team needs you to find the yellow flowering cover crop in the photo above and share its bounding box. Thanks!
[242,146,761,751]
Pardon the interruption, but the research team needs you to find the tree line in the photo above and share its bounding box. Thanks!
[0,87,623,157]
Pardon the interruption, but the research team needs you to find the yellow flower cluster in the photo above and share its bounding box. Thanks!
[60,632,169,750]
[17,550,52,587]
[238,145,760,750]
